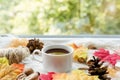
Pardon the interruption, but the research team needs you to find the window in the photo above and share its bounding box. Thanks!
[0,0,119,35]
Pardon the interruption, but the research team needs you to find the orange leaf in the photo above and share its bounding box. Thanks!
[11,63,24,71]
[69,43,79,50]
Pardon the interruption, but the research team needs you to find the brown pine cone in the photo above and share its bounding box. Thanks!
[26,38,44,53]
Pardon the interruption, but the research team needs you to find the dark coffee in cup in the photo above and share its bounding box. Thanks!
[46,48,69,55]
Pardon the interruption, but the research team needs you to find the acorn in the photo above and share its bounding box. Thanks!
[24,68,34,76]
[25,72,40,80]
[78,57,86,63]
[88,44,97,49]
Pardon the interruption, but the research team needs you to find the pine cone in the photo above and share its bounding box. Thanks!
[87,56,111,80]
[26,39,44,53]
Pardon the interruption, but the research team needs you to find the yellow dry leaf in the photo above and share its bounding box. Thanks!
[0,57,9,66]
[53,73,67,80]
[73,46,88,61]
[107,68,117,77]
[0,64,23,80]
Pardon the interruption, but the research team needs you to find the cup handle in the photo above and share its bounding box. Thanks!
[32,49,43,63]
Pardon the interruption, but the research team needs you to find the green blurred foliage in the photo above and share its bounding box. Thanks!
[0,0,120,35]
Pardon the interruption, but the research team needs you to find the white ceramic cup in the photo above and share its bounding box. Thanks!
[42,45,73,73]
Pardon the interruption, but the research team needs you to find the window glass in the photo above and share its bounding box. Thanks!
[0,0,119,35]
